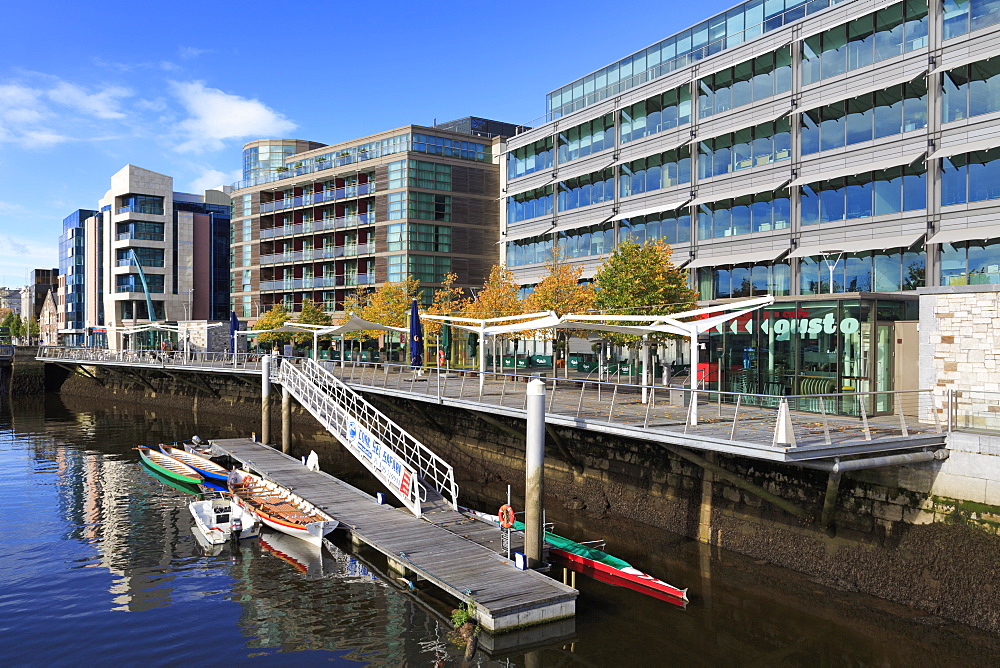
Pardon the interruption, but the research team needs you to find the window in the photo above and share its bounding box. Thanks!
[116,273,165,293]
[507,234,555,267]
[115,247,164,267]
[387,223,451,252]
[801,1,928,85]
[799,247,925,294]
[555,222,616,260]
[697,261,790,299]
[699,118,790,178]
[620,85,692,143]
[242,244,252,267]
[242,220,252,242]
[411,133,489,162]
[115,221,164,241]
[697,189,790,239]
[386,254,451,283]
[941,239,1000,285]
[801,163,926,225]
[388,160,453,190]
[508,138,554,179]
[943,0,1000,39]
[558,114,615,162]
[942,55,1000,123]
[620,147,691,197]
[117,194,164,215]
[802,78,926,154]
[619,210,691,246]
[559,168,614,211]
[507,186,554,222]
[241,194,252,217]
[699,46,791,118]
[941,147,1000,205]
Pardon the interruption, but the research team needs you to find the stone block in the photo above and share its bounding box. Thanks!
[929,472,987,503]
[987,479,1000,506]
[873,502,903,522]
[947,450,1000,480]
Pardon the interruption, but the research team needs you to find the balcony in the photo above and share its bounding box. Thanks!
[116,232,165,242]
[116,259,165,268]
[259,242,375,265]
[116,205,163,216]
[260,183,376,213]
[259,212,374,239]
[260,273,375,291]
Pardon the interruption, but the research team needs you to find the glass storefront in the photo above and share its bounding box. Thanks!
[701,296,917,414]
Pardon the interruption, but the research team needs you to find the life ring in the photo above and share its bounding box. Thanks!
[438,349,446,366]
[498,504,515,529]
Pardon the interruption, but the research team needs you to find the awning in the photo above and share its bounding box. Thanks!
[691,106,791,144]
[789,233,925,258]
[502,225,554,243]
[927,226,1000,245]
[790,152,924,188]
[613,199,690,220]
[435,314,563,336]
[690,179,789,207]
[613,134,692,166]
[929,134,1000,160]
[931,49,1000,74]
[795,69,929,115]
[686,248,789,269]
[318,314,408,335]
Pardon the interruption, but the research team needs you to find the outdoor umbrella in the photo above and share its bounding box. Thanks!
[409,299,423,368]
[441,321,451,364]
[467,331,479,358]
[229,311,240,353]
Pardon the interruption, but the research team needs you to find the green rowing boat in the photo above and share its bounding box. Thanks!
[136,446,204,485]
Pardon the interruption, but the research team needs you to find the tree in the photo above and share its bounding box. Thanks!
[592,238,699,345]
[294,298,332,346]
[253,304,289,347]
[27,316,39,341]
[466,265,523,321]
[353,278,421,344]
[424,272,470,336]
[524,246,596,373]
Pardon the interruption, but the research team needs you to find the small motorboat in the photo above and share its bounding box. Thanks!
[228,470,339,547]
[189,492,261,545]
[137,446,204,486]
[160,444,229,483]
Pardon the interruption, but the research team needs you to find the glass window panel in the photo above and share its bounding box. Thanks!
[732,61,754,108]
[732,198,752,235]
[848,14,875,70]
[967,149,1000,202]
[846,96,874,145]
[731,266,751,297]
[971,0,1000,30]
[821,101,847,151]
[873,87,903,137]
[968,57,1000,117]
[846,174,874,218]
[943,69,969,123]
[873,166,903,214]
[903,166,926,210]
[874,3,905,61]
[846,253,873,291]
[802,35,823,86]
[801,184,820,225]
[822,25,848,79]
[801,110,821,154]
[820,179,846,222]
[873,250,902,291]
[941,156,968,205]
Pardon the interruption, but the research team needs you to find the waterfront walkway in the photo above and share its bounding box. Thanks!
[37,347,947,463]
[211,437,576,632]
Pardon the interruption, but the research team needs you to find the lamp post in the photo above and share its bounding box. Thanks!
[820,249,845,295]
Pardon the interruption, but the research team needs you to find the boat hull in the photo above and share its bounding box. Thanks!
[228,470,339,546]
[160,445,229,483]
[137,447,203,485]
[189,494,260,545]
[548,548,688,604]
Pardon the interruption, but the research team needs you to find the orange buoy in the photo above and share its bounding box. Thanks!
[498,504,515,529]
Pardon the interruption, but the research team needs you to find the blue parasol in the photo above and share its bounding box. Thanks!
[409,299,423,368]
[229,311,240,353]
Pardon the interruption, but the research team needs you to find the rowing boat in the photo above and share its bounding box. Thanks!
[462,507,688,604]
[228,470,339,546]
[160,445,229,483]
[137,446,204,485]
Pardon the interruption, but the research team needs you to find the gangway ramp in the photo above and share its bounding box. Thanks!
[212,438,577,632]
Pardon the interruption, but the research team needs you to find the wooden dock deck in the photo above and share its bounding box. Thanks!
[210,438,577,632]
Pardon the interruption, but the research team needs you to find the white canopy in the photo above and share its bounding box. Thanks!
[318,314,408,335]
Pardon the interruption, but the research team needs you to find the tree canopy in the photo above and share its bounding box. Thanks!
[293,298,333,345]
[353,278,421,341]
[424,272,470,336]
[253,304,290,346]
[466,265,523,321]
[592,238,699,344]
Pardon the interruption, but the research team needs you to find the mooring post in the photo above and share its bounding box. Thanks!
[281,384,291,453]
[261,354,271,445]
[525,378,545,569]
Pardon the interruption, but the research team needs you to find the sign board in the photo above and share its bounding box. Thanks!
[347,418,416,500]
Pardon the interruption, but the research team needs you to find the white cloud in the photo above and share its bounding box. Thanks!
[172,81,296,153]
[186,166,242,193]
[48,81,130,119]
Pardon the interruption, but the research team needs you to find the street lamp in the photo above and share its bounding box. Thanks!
[819,249,845,295]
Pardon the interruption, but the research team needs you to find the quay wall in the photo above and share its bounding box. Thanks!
[48,363,1000,632]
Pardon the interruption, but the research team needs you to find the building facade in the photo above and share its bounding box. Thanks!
[20,268,58,321]
[502,0,1000,398]
[229,119,517,321]
[62,165,231,349]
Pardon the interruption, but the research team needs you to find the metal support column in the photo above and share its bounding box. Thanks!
[261,354,271,445]
[281,384,291,453]
[525,378,546,569]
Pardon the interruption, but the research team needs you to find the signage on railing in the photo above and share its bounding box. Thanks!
[346,418,415,498]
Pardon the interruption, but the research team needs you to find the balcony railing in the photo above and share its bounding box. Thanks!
[116,205,163,216]
[260,212,374,239]
[260,183,376,213]
[116,233,165,242]
[116,259,164,268]
[259,242,375,265]
[260,274,375,291]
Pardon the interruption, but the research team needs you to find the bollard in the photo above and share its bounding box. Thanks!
[525,378,545,569]
[281,385,291,453]
[261,355,271,445]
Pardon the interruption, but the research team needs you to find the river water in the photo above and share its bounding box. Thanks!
[1,393,997,667]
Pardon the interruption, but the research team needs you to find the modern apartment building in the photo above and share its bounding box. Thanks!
[502,0,1000,400]
[62,165,231,349]
[20,268,58,321]
[229,118,521,320]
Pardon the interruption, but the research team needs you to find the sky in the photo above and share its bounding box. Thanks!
[0,0,733,288]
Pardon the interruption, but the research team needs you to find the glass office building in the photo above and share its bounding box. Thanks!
[503,0,1000,400]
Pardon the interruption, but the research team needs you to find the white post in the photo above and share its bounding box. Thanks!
[340,334,345,369]
[641,336,650,404]
[478,325,487,394]
[525,378,546,569]
[313,331,318,360]
[689,330,699,426]
[261,354,271,445]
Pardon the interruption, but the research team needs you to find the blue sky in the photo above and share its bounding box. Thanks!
[0,0,732,287]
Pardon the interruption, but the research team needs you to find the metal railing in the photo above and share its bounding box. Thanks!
[944,389,1000,434]
[276,357,458,516]
[37,346,265,371]
[319,359,942,452]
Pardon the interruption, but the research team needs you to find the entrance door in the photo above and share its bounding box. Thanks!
[893,321,919,416]
[874,322,894,413]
